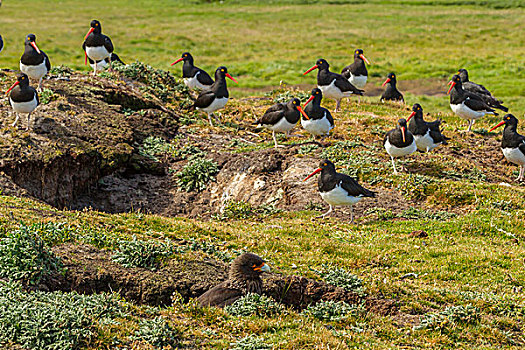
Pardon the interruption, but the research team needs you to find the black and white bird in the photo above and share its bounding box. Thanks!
[380,72,404,103]
[0,35,4,53]
[489,114,525,182]
[384,119,417,174]
[407,103,448,152]
[303,59,364,112]
[20,34,51,91]
[341,49,370,90]
[302,88,335,137]
[171,52,214,90]
[6,73,39,129]
[88,53,124,71]
[458,69,508,112]
[192,66,237,126]
[82,20,114,76]
[198,252,270,308]
[254,98,309,148]
[448,74,497,132]
[304,159,375,223]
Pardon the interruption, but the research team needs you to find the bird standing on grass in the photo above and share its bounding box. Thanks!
[197,252,270,308]
[88,53,124,71]
[458,69,508,112]
[20,34,51,91]
[82,20,114,76]
[407,103,448,152]
[6,73,39,129]
[341,48,370,103]
[192,66,237,126]
[489,114,525,182]
[380,72,404,103]
[384,119,417,174]
[303,58,363,112]
[254,98,309,148]
[171,52,214,90]
[301,88,334,138]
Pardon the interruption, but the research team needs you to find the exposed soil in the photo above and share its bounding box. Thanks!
[48,243,397,315]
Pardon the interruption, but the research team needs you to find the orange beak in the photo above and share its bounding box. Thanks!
[359,54,370,65]
[447,81,456,95]
[407,111,416,122]
[30,42,41,54]
[488,120,506,133]
[171,57,184,66]
[6,81,19,95]
[303,95,314,109]
[225,73,238,83]
[297,105,309,120]
[303,65,318,75]
[84,27,95,40]
[382,78,391,87]
[401,126,406,143]
[303,168,321,181]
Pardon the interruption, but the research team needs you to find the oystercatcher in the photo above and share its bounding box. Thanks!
[380,72,404,103]
[407,103,448,152]
[192,66,237,126]
[6,73,39,129]
[303,58,363,112]
[0,35,3,53]
[171,52,214,90]
[254,98,309,148]
[458,69,508,112]
[489,114,525,182]
[384,119,417,174]
[198,252,270,308]
[303,159,375,222]
[448,74,497,132]
[341,49,370,91]
[302,88,334,137]
[82,20,114,76]
[88,53,124,71]
[20,34,50,91]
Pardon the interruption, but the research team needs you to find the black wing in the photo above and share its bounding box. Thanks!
[194,90,217,109]
[324,108,335,127]
[103,35,114,53]
[429,129,448,144]
[196,68,214,86]
[339,175,375,198]
[42,51,51,71]
[256,103,286,125]
[0,35,4,53]
[197,281,243,308]
[333,74,364,95]
[341,63,356,79]
[426,119,442,132]
[464,96,496,113]
[111,53,124,65]
[463,81,492,97]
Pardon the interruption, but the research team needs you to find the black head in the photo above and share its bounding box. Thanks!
[412,103,423,113]
[489,114,518,133]
[229,253,270,280]
[354,49,364,58]
[319,159,336,171]
[315,58,329,70]
[311,87,322,97]
[447,74,462,94]
[450,74,461,84]
[398,118,408,128]
[90,20,102,34]
[288,98,301,108]
[382,72,397,87]
[215,66,228,79]
[181,52,193,61]
[24,34,36,45]
[387,72,397,81]
[457,68,469,82]
[17,73,30,86]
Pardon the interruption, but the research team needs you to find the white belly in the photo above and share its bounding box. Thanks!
[450,101,490,120]
[319,80,353,100]
[502,147,525,166]
[90,59,109,70]
[414,132,439,152]
[348,74,367,89]
[384,138,417,158]
[86,46,110,61]
[20,59,48,80]
[320,183,362,206]
[10,96,38,114]
[268,117,296,133]
[301,113,333,136]
[198,97,228,114]
[184,73,211,90]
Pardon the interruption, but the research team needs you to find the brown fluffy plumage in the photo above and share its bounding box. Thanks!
[197,253,270,308]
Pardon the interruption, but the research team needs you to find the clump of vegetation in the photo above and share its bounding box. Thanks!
[397,174,437,201]
[225,293,285,317]
[131,317,180,348]
[139,136,176,161]
[112,236,177,270]
[414,304,480,331]
[230,335,272,350]
[174,144,204,160]
[265,87,310,104]
[366,207,456,221]
[302,300,363,322]
[13,222,76,246]
[0,280,125,350]
[321,140,363,163]
[317,266,364,294]
[298,144,320,155]
[0,227,62,285]
[217,200,282,220]
[176,157,218,192]
[49,65,73,78]
[39,88,58,104]
[185,238,236,262]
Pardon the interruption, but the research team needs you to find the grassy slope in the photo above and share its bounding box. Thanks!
[0,0,524,349]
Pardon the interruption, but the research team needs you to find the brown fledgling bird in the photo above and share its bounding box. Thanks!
[197,253,271,308]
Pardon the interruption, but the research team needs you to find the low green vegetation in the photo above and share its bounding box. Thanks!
[225,293,285,317]
[302,300,364,322]
[175,157,219,192]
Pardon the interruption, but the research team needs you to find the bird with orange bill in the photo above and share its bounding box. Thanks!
[384,119,417,174]
[82,20,114,76]
[488,114,525,182]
